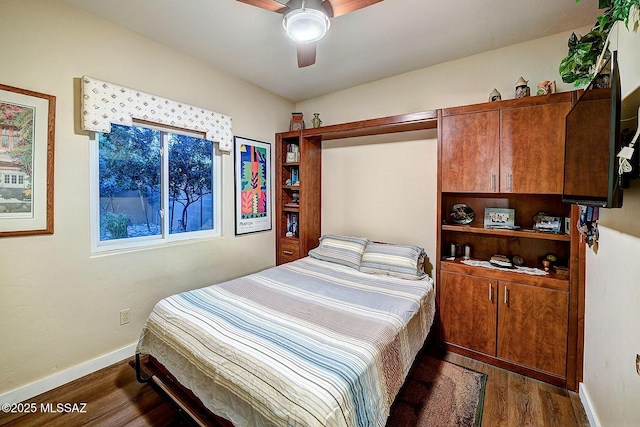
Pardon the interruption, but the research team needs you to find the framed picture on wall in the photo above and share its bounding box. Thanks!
[234,136,272,235]
[0,83,55,237]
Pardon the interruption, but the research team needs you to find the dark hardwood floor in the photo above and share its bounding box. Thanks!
[0,347,590,426]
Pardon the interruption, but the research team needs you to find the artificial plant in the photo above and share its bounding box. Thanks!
[559,0,640,88]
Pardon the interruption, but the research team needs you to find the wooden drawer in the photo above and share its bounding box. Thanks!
[279,241,300,263]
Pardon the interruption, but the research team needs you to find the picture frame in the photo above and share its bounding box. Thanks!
[484,208,516,229]
[234,136,271,235]
[0,83,55,237]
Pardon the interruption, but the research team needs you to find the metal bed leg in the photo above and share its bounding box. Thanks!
[135,353,152,383]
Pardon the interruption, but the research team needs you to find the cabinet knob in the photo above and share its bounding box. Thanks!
[283,250,293,255]
[491,173,497,191]
[504,285,508,304]
[488,283,493,301]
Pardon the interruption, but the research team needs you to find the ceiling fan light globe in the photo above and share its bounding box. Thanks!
[283,8,330,43]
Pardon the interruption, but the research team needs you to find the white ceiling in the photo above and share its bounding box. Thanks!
[58,0,601,102]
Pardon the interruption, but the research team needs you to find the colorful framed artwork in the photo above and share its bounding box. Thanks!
[0,83,55,237]
[234,136,271,235]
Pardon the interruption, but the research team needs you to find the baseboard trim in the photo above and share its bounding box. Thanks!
[0,343,137,405]
[579,382,601,427]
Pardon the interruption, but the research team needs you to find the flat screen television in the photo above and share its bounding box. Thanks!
[563,50,623,208]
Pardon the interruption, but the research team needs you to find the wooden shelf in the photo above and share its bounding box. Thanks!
[441,224,571,241]
[440,258,569,291]
[301,110,438,140]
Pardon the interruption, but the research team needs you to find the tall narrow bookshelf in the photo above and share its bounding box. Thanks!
[275,131,321,265]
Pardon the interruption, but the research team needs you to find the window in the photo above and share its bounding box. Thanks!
[90,123,221,252]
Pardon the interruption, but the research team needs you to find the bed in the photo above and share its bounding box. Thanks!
[136,236,435,427]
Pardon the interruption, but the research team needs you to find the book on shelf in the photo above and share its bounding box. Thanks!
[291,168,299,185]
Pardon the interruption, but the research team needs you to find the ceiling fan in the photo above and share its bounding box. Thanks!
[237,0,383,67]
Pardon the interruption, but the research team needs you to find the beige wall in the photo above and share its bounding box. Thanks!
[0,0,293,396]
[321,131,438,273]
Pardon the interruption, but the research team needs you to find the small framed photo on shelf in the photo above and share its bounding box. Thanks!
[484,208,516,229]
[533,213,562,233]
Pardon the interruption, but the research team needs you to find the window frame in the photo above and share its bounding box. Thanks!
[89,121,222,254]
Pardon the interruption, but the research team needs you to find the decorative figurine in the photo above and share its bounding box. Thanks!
[311,113,322,128]
[536,80,557,96]
[515,77,530,98]
[489,88,502,102]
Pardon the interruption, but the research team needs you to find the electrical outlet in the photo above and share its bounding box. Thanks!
[120,309,130,325]
[636,354,640,376]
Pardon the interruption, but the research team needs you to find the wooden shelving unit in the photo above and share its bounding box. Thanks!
[436,92,585,390]
[274,111,438,265]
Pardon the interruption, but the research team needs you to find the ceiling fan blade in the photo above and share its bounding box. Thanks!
[297,42,317,68]
[236,0,287,13]
[326,0,383,17]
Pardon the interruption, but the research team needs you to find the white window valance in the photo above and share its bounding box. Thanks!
[81,76,233,152]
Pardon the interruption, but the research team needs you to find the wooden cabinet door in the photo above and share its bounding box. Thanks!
[497,281,569,377]
[500,102,571,194]
[439,271,497,355]
[441,111,500,193]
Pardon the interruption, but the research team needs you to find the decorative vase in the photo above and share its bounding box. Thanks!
[515,77,530,98]
[311,113,322,128]
[536,80,557,96]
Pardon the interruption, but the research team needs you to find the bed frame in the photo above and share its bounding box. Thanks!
[135,354,233,427]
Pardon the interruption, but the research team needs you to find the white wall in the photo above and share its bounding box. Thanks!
[0,0,293,398]
[583,226,640,426]
[581,23,640,427]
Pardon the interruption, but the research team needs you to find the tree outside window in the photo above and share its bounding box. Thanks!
[96,123,218,246]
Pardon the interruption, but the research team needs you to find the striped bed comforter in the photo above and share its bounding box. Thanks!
[136,256,435,427]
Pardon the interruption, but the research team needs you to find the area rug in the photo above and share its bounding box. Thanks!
[386,354,487,427]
